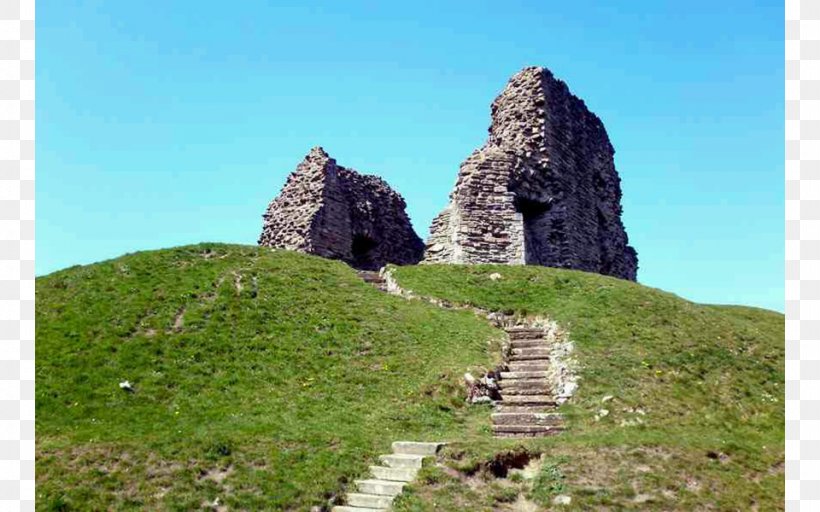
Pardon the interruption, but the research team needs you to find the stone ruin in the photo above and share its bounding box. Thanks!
[424,66,638,280]
[259,66,638,280]
[258,147,424,270]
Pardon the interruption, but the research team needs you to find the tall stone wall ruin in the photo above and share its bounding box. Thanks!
[258,147,424,270]
[424,66,638,280]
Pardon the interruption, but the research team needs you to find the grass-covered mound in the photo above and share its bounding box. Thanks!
[36,245,499,510]
[37,246,784,511]
[391,264,784,511]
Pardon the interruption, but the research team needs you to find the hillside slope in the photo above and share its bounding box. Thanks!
[36,245,783,511]
[391,264,784,511]
[36,245,499,510]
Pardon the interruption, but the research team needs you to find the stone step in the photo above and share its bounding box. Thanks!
[379,453,424,469]
[506,327,544,332]
[498,377,547,387]
[495,405,555,413]
[494,431,563,439]
[369,465,417,482]
[332,506,386,512]
[511,347,551,357]
[392,441,443,456]
[509,339,547,348]
[505,329,544,340]
[492,424,565,436]
[355,479,406,496]
[491,412,563,425]
[500,371,548,380]
[500,395,558,406]
[357,272,385,283]
[499,386,552,395]
[346,492,394,509]
[507,362,550,371]
[507,352,550,364]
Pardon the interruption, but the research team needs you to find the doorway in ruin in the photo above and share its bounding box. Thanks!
[514,196,554,265]
[351,234,378,270]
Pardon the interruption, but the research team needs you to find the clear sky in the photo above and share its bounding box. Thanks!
[37,1,784,312]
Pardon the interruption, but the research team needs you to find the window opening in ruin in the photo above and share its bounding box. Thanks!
[514,196,553,265]
[351,234,378,270]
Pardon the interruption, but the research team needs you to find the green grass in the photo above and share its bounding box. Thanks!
[36,245,500,510]
[37,246,784,510]
[391,264,784,511]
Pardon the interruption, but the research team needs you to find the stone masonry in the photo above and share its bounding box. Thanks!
[424,66,638,280]
[258,147,424,270]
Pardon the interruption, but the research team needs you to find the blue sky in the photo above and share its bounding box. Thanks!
[37,1,784,312]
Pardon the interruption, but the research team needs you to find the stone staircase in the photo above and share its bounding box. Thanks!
[357,270,387,292]
[332,441,444,511]
[492,327,564,438]
[355,268,568,439]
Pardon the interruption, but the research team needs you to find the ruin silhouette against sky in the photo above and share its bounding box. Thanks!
[37,1,783,311]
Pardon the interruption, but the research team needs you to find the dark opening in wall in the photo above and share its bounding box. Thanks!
[514,196,553,265]
[351,234,378,270]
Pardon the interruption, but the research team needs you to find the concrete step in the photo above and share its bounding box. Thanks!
[500,371,548,380]
[392,441,443,456]
[355,479,406,496]
[491,412,563,425]
[332,506,386,512]
[346,492,394,509]
[379,453,424,469]
[369,465,417,482]
[509,339,547,348]
[507,362,550,372]
[500,395,558,406]
[492,424,565,436]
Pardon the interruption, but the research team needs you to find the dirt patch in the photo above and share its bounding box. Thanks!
[706,450,730,464]
[199,464,234,484]
[233,272,243,294]
[486,449,539,478]
[172,306,186,331]
[507,494,540,511]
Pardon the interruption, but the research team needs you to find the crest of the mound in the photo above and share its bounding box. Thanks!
[424,65,639,281]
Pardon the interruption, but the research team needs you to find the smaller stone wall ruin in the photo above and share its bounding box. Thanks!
[258,147,424,270]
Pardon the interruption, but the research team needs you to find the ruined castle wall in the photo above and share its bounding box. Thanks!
[259,147,424,270]
[337,169,425,269]
[424,67,638,281]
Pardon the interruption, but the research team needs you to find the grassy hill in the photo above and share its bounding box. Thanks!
[390,264,784,511]
[36,244,783,511]
[36,245,499,510]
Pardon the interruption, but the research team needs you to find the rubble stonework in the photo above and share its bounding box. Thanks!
[258,147,424,270]
[424,66,638,280]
